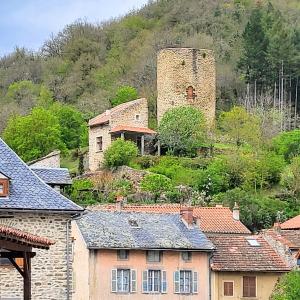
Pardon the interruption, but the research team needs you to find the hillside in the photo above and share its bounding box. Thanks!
[0,0,299,132]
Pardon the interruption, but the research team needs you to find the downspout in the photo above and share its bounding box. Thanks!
[209,252,213,300]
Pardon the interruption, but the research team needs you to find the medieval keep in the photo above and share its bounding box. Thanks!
[88,48,216,171]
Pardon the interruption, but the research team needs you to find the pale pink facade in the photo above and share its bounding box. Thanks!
[72,223,211,300]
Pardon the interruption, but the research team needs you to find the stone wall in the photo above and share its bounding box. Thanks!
[0,212,72,300]
[29,150,61,168]
[157,48,216,125]
[88,125,111,172]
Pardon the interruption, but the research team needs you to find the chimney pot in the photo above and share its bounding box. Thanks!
[116,195,124,211]
[180,207,194,227]
[233,202,240,221]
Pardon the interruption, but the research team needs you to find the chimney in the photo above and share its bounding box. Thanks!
[180,207,194,228]
[273,222,281,232]
[233,202,240,221]
[116,195,124,211]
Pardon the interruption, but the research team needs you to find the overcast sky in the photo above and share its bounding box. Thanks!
[0,0,149,57]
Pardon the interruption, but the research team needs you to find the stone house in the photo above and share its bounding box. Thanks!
[0,138,83,300]
[72,209,214,300]
[88,98,156,171]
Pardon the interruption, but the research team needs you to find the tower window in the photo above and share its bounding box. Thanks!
[135,114,140,121]
[186,86,196,100]
[96,136,103,151]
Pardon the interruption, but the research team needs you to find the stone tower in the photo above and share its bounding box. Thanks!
[157,48,216,124]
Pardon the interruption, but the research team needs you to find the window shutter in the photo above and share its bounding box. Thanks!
[111,269,117,293]
[193,272,198,293]
[131,269,137,293]
[142,270,148,293]
[174,271,180,293]
[161,270,167,293]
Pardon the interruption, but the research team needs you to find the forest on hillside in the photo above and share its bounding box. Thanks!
[0,0,300,231]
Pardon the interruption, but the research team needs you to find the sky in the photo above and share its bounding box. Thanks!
[0,0,149,57]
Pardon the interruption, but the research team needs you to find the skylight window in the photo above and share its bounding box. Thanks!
[246,238,260,247]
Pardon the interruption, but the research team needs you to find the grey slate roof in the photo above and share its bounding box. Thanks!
[77,211,215,250]
[0,138,83,213]
[31,167,72,185]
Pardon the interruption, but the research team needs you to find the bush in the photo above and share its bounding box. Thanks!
[111,86,138,107]
[140,173,174,202]
[158,106,207,156]
[104,138,138,168]
[271,271,300,300]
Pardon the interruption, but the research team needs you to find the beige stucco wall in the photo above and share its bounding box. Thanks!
[72,221,90,300]
[88,98,149,171]
[0,212,72,300]
[212,271,283,300]
[157,48,216,125]
[91,250,209,300]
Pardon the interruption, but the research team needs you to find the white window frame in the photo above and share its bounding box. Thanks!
[223,280,234,297]
[111,268,137,293]
[174,270,198,294]
[142,269,167,294]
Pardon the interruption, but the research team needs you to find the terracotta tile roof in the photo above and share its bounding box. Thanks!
[88,98,146,127]
[0,225,55,249]
[110,125,156,135]
[280,215,300,229]
[265,229,300,249]
[210,235,291,272]
[92,204,251,234]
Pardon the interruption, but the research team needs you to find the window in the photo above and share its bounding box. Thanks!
[0,179,9,197]
[181,251,192,262]
[243,276,256,298]
[117,250,129,260]
[174,270,198,294]
[224,281,234,297]
[147,250,161,262]
[96,136,103,151]
[135,114,140,121]
[111,269,136,293]
[246,238,260,247]
[142,270,167,293]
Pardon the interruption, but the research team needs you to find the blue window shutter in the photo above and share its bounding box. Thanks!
[111,269,117,293]
[174,271,180,293]
[131,269,137,293]
[161,270,167,293]
[142,270,148,293]
[193,271,198,293]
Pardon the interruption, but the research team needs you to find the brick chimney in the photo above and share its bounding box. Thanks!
[273,222,281,232]
[180,207,194,228]
[116,195,124,211]
[233,202,240,221]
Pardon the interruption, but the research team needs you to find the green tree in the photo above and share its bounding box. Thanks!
[237,7,269,83]
[3,107,65,161]
[49,103,88,149]
[158,106,207,156]
[104,138,138,168]
[280,157,300,196]
[271,271,300,300]
[140,173,173,202]
[219,106,262,148]
[110,86,138,107]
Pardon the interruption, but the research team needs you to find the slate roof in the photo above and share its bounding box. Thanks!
[280,215,300,230]
[94,204,250,234]
[0,138,83,213]
[76,211,215,250]
[210,235,291,272]
[0,224,55,249]
[30,167,72,185]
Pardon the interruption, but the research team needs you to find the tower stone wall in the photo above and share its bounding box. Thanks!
[157,48,216,124]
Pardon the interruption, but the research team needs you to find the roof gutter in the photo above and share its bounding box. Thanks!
[87,246,215,252]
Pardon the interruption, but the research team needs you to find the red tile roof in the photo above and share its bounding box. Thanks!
[210,235,291,272]
[0,225,55,249]
[93,204,251,234]
[280,215,300,229]
[110,125,156,135]
[265,229,300,249]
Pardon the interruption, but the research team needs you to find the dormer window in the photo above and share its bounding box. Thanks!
[0,179,9,197]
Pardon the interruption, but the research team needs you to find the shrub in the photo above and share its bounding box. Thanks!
[104,138,138,168]
[109,179,133,198]
[67,179,97,206]
[111,86,138,107]
[158,106,207,156]
[271,271,300,300]
[140,173,174,202]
